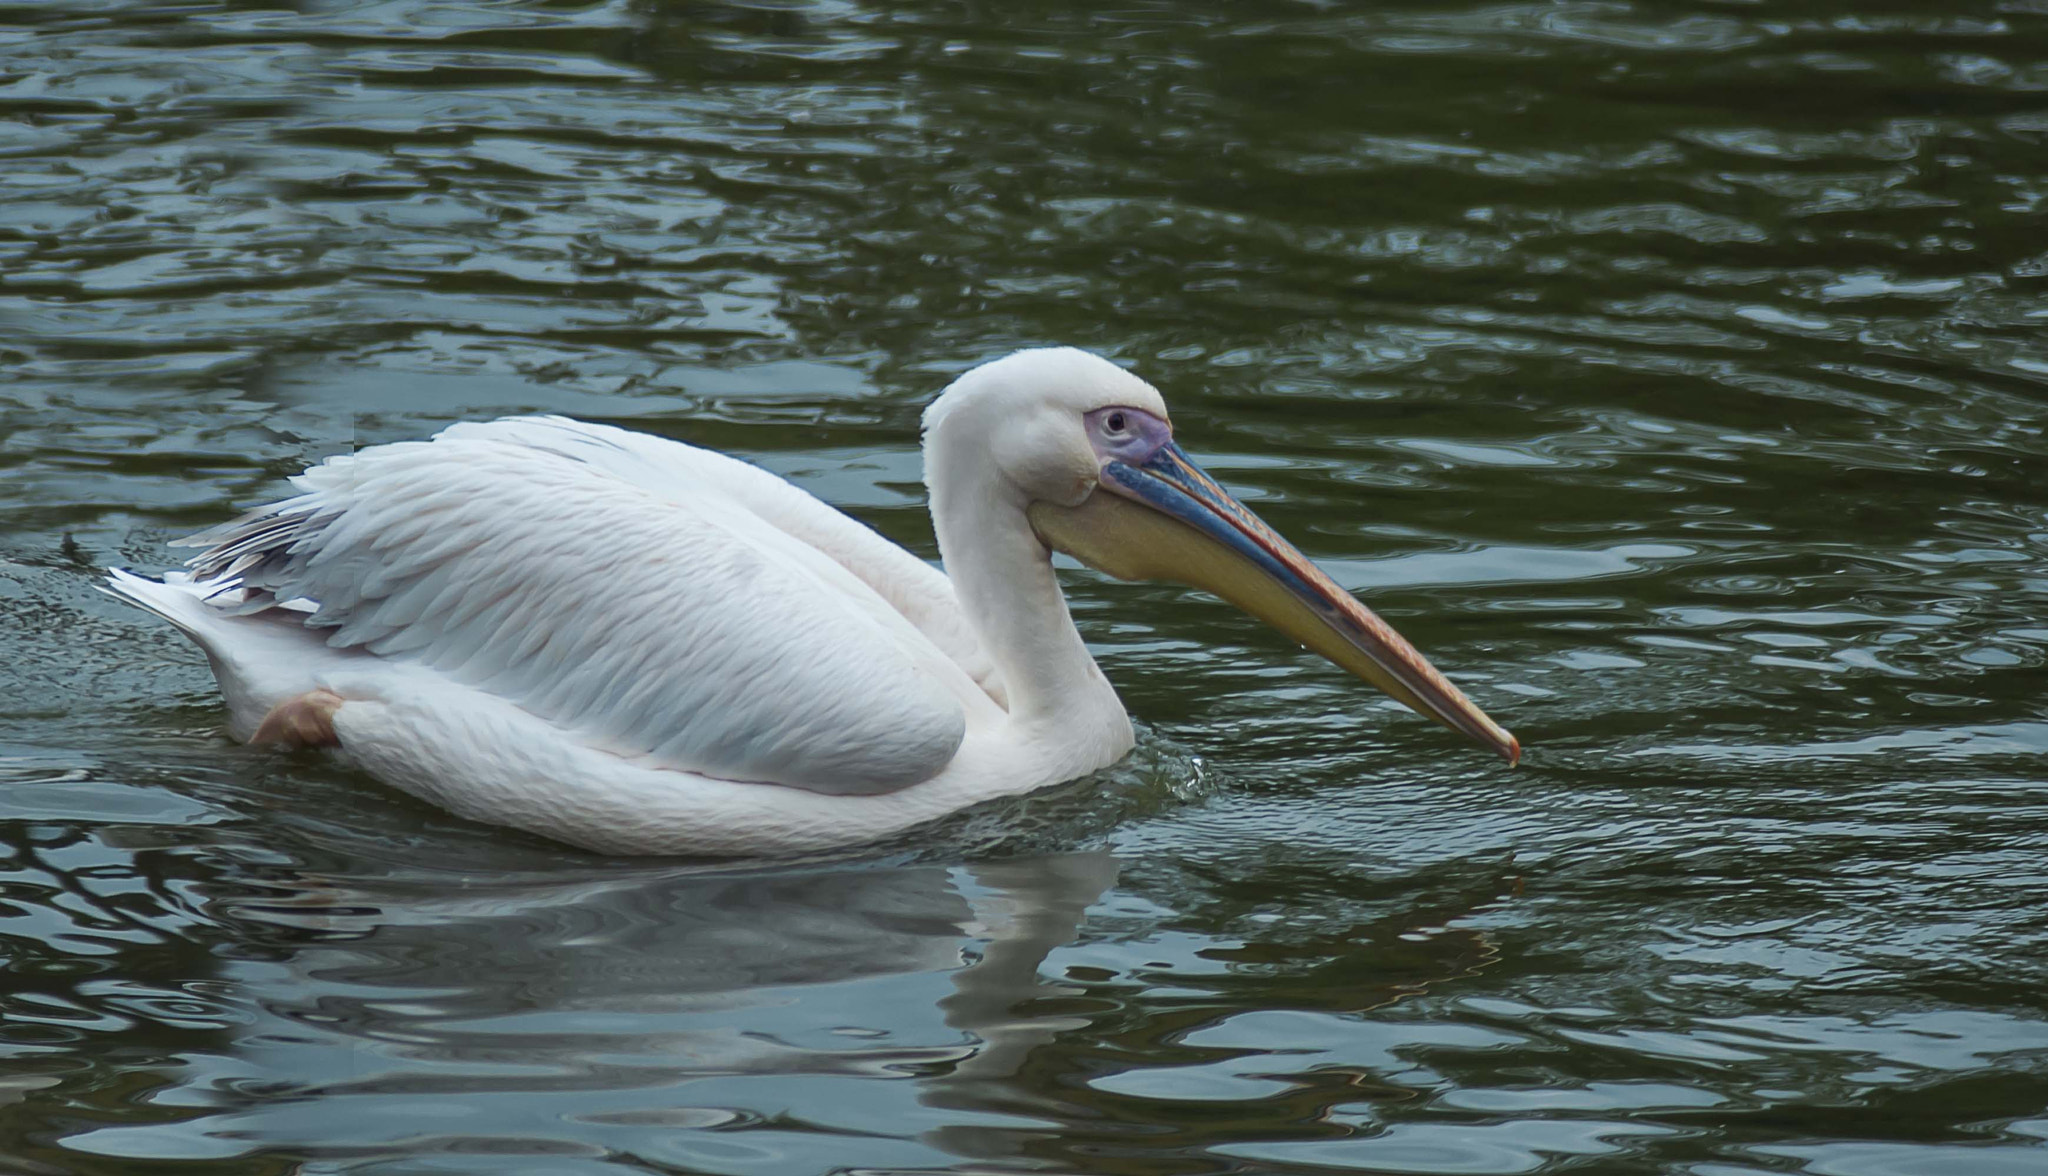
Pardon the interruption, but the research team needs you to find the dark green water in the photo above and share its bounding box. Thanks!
[5,1,2048,1172]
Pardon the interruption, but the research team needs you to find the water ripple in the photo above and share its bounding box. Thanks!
[5,0,2048,1172]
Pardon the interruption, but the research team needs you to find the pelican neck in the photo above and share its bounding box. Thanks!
[924,440,1120,729]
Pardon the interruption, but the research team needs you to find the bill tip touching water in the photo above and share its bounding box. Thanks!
[106,347,1517,854]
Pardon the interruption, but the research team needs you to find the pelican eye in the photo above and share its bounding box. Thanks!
[1106,411,1127,433]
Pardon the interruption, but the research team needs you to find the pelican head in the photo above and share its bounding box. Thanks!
[926,347,1520,764]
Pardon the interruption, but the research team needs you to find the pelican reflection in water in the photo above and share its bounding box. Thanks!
[109,348,1516,854]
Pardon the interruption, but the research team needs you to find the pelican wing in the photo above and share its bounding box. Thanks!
[180,419,981,795]
[433,417,1006,703]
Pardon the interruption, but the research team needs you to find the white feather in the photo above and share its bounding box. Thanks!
[175,421,985,795]
[109,349,1178,854]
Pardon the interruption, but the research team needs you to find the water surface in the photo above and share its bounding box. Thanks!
[4,1,2047,1172]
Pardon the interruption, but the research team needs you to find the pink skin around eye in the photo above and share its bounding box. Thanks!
[1083,406,1173,466]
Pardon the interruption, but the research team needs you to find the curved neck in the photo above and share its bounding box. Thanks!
[926,437,1121,730]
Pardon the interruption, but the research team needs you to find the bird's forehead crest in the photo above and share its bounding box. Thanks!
[924,347,1166,436]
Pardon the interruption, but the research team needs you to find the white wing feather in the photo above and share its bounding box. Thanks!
[178,418,986,795]
[430,417,1006,703]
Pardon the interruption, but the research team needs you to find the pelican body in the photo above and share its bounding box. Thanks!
[109,349,1516,855]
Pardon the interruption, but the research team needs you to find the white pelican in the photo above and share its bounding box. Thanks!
[108,348,1517,855]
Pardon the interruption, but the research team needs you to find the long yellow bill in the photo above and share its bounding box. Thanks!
[1029,439,1519,764]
